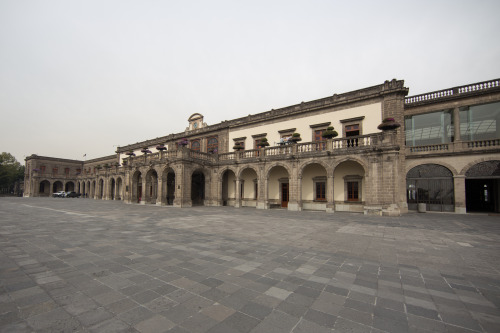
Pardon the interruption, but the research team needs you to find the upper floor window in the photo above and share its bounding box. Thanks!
[53,168,58,176]
[191,139,201,151]
[207,136,218,153]
[65,168,70,176]
[345,124,360,137]
[405,110,453,146]
[460,101,500,141]
[40,166,46,174]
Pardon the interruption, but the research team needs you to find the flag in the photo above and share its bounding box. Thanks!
[83,154,86,157]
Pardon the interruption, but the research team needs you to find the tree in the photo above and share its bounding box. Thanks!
[0,152,25,193]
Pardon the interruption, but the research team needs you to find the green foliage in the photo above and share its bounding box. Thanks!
[0,152,25,191]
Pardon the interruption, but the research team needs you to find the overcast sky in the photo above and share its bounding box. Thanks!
[1,0,499,164]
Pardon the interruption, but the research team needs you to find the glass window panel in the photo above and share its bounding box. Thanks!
[460,101,500,141]
[405,110,453,146]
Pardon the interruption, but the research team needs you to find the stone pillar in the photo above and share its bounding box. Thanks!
[140,177,147,205]
[235,178,241,208]
[257,177,268,209]
[454,175,466,214]
[453,107,461,151]
[326,175,335,213]
[288,175,301,211]
[157,178,164,206]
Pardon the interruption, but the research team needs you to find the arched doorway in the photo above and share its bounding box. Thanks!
[81,182,86,197]
[162,168,175,205]
[53,181,63,193]
[91,180,96,199]
[98,179,104,199]
[132,171,142,203]
[407,164,454,212]
[145,170,158,204]
[110,178,116,200]
[221,169,236,206]
[240,168,258,207]
[65,181,75,192]
[333,160,365,212]
[465,160,500,213]
[191,170,205,206]
[116,178,123,200]
[268,166,289,208]
[301,163,328,210]
[39,180,50,196]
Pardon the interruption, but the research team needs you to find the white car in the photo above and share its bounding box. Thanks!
[52,191,66,197]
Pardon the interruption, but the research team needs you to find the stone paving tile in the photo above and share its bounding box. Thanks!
[2,198,500,332]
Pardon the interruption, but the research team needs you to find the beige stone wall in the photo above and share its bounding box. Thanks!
[228,103,382,148]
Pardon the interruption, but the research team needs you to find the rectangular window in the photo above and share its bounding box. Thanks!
[347,182,359,201]
[207,136,218,153]
[40,166,46,174]
[315,182,326,201]
[65,168,70,176]
[345,124,360,137]
[191,139,201,151]
[53,168,58,176]
[460,101,500,141]
[405,110,453,146]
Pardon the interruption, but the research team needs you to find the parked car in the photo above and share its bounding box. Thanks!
[52,191,66,197]
[65,192,81,198]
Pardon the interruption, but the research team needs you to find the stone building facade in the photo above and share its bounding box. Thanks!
[24,78,500,215]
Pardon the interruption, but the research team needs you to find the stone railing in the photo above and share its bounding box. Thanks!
[405,78,500,105]
[406,138,500,155]
[122,133,391,167]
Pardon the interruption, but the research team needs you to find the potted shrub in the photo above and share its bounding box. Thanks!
[377,117,401,131]
[126,151,135,157]
[233,143,244,151]
[322,126,338,139]
[141,147,152,154]
[258,138,269,148]
[178,138,189,147]
[290,133,302,143]
[156,144,167,151]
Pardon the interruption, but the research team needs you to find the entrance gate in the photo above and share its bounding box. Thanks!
[407,164,454,212]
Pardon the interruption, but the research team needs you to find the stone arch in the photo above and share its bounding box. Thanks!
[298,160,332,179]
[132,170,142,203]
[115,177,123,200]
[65,181,75,192]
[98,178,105,199]
[145,168,159,204]
[463,160,500,213]
[460,158,500,176]
[161,167,176,205]
[91,180,96,198]
[332,156,369,176]
[267,164,290,208]
[265,162,293,180]
[406,164,454,212]
[333,160,365,205]
[239,167,259,203]
[191,168,207,206]
[300,162,328,207]
[221,168,237,206]
[39,180,50,196]
[407,160,458,177]
[52,181,63,193]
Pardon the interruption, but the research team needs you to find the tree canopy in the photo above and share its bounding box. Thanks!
[0,152,25,192]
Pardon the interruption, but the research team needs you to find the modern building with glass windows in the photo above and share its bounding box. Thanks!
[24,78,500,215]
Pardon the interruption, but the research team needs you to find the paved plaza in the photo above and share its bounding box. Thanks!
[1,198,500,333]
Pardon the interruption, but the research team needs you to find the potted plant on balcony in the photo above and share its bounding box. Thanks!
[121,160,128,166]
[103,163,110,169]
[233,142,244,151]
[141,147,152,154]
[322,126,338,139]
[126,151,135,157]
[96,164,102,170]
[156,144,167,151]
[178,138,189,147]
[257,138,269,148]
[290,133,302,143]
[377,117,401,131]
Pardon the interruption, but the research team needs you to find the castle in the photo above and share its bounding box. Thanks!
[24,78,500,215]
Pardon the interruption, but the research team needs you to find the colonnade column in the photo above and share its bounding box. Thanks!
[326,175,335,213]
[157,178,163,206]
[235,178,241,208]
[454,175,466,214]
